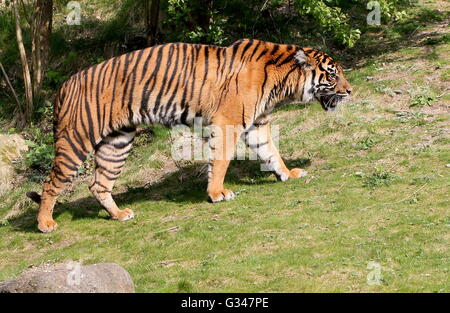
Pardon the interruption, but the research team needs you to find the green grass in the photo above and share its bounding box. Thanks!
[0,2,449,293]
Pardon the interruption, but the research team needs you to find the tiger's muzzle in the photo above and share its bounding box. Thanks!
[316,92,350,112]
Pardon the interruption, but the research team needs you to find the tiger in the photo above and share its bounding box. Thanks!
[27,39,352,233]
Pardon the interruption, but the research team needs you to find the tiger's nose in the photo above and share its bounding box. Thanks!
[346,88,352,95]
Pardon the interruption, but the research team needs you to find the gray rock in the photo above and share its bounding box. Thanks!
[0,262,134,293]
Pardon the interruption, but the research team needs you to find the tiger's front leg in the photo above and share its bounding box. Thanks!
[245,119,307,181]
[207,121,241,202]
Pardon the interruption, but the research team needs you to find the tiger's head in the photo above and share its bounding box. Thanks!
[295,48,352,111]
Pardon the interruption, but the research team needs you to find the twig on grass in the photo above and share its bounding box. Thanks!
[155,259,182,266]
[336,182,347,192]
[360,182,428,211]
[154,225,181,234]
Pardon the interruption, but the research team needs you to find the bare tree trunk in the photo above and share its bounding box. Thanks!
[31,2,42,98]
[12,0,33,125]
[145,0,160,46]
[31,0,53,100]
[40,0,52,69]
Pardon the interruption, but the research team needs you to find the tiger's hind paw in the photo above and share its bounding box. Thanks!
[289,168,308,179]
[208,189,236,203]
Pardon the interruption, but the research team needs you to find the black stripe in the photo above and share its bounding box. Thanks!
[240,39,254,60]
[216,47,221,78]
[188,45,200,101]
[180,107,189,125]
[72,129,89,155]
[96,164,122,176]
[153,44,175,116]
[140,45,164,118]
[247,141,268,149]
[164,43,181,96]
[277,53,295,67]
[84,69,97,145]
[228,43,240,73]
[122,53,132,83]
[220,48,227,77]
[107,56,119,87]
[270,45,279,55]
[58,160,79,172]
[162,44,181,119]
[90,181,110,191]
[249,41,262,60]
[96,154,129,163]
[112,137,135,149]
[96,61,109,135]
[198,45,209,102]
[108,56,123,130]
[140,47,155,83]
[99,171,119,181]
[64,135,87,163]
[256,49,268,61]
[126,49,145,122]
[55,152,79,167]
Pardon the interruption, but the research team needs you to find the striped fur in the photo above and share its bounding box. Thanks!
[29,39,352,233]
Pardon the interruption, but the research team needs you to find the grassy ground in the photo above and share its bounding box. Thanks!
[0,1,449,292]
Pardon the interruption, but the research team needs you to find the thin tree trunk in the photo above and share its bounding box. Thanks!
[31,0,53,100]
[31,2,42,98]
[145,0,160,46]
[40,0,52,70]
[12,0,33,125]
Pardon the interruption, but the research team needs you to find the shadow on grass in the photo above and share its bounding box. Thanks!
[5,158,311,233]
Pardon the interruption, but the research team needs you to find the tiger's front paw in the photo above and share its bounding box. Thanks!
[114,208,135,221]
[208,189,236,203]
[289,168,308,179]
[38,219,58,233]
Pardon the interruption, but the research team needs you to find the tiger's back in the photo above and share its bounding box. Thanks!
[56,40,285,142]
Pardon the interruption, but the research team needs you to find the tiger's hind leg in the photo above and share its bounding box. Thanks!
[89,127,136,221]
[37,134,91,233]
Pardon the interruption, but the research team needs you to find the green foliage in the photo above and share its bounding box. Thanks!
[0,4,18,65]
[186,23,227,46]
[424,34,450,46]
[295,0,361,47]
[100,0,137,42]
[161,0,414,48]
[165,0,227,44]
[375,0,409,22]
[355,137,376,151]
[363,171,399,188]
[410,93,435,108]
[22,127,54,181]
[46,70,68,88]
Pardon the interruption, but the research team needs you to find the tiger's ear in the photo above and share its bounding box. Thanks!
[295,49,315,69]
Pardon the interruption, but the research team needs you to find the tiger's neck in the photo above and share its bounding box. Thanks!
[258,54,308,115]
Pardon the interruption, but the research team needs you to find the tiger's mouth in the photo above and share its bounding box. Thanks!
[316,93,347,111]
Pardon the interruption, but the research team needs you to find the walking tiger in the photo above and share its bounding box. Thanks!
[27,39,352,233]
